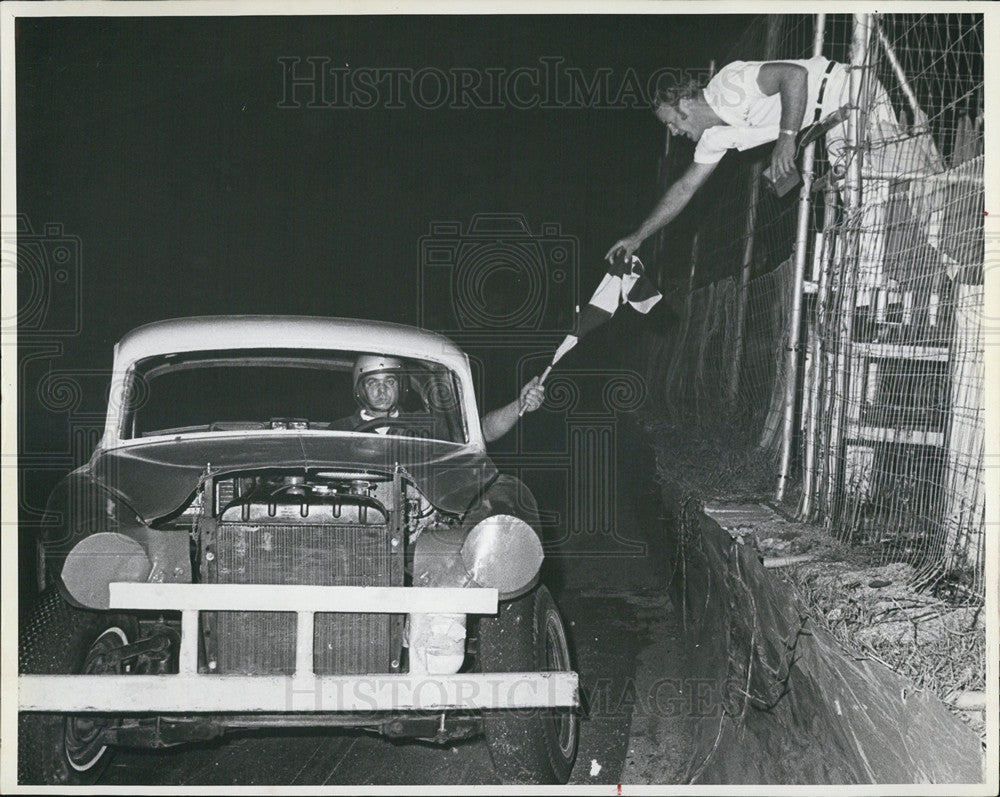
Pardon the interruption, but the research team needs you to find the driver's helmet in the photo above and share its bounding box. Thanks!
[352,354,409,409]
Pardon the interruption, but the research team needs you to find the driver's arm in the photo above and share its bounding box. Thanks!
[481,377,544,443]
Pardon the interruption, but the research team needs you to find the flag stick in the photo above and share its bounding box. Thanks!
[515,256,660,420]
[518,364,554,417]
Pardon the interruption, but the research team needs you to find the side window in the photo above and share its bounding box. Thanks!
[119,370,140,440]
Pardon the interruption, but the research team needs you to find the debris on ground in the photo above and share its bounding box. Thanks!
[639,413,988,765]
[703,500,988,743]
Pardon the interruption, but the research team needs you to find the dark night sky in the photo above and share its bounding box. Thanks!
[14,13,751,545]
[14,10,754,606]
[16,14,749,351]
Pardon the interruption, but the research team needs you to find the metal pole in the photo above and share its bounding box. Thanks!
[775,13,827,503]
[799,183,839,519]
[873,19,944,173]
[848,13,873,209]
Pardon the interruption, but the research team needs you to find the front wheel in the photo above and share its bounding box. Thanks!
[476,585,578,784]
[18,588,136,785]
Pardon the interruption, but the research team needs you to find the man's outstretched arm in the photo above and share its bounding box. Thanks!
[481,377,544,443]
[605,160,718,263]
[757,62,809,179]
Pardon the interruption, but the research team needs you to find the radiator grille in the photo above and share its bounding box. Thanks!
[211,522,396,675]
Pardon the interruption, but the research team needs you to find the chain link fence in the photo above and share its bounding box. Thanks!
[644,13,985,598]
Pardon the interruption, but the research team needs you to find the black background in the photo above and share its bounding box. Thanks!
[15,13,750,601]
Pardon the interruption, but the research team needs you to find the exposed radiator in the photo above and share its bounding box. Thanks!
[210,521,397,675]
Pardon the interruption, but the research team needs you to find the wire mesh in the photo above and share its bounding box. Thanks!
[645,13,985,598]
[817,14,985,597]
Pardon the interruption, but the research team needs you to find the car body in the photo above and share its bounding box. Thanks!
[19,315,579,785]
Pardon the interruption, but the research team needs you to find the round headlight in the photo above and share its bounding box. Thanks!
[61,532,151,610]
[461,514,543,598]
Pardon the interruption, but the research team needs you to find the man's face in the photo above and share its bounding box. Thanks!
[360,372,400,414]
[655,101,701,141]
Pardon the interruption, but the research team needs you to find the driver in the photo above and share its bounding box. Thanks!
[332,354,544,443]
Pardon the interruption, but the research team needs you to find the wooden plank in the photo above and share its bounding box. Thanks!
[847,425,944,447]
[850,342,949,361]
[109,583,499,614]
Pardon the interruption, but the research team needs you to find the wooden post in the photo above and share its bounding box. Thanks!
[941,283,985,572]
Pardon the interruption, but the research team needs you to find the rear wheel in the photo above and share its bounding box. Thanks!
[18,588,136,785]
[476,585,578,784]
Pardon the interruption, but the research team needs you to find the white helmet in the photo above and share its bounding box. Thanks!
[352,354,408,407]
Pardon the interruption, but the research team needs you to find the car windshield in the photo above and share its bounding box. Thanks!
[122,348,467,443]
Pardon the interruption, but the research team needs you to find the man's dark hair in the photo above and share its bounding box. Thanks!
[653,73,704,109]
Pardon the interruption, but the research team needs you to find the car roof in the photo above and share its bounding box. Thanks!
[114,315,467,372]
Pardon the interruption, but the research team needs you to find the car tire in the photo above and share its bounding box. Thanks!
[18,587,136,785]
[477,585,578,785]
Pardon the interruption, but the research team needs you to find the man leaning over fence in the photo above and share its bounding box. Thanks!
[606,56,889,264]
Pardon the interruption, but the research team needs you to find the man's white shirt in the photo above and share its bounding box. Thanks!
[695,56,848,164]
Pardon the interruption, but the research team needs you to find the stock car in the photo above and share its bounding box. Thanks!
[18,315,579,785]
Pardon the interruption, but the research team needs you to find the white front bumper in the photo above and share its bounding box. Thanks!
[19,672,578,712]
[19,582,579,713]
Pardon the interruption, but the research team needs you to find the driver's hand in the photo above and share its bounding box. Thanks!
[770,134,797,179]
[605,234,642,265]
[518,376,545,414]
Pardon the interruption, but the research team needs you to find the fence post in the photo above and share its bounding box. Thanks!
[799,182,839,520]
[774,13,827,503]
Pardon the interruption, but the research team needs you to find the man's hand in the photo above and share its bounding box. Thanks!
[482,376,546,442]
[518,376,545,414]
[770,133,797,179]
[605,234,643,264]
[606,161,718,265]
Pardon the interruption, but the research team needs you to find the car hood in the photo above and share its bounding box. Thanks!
[86,434,499,521]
